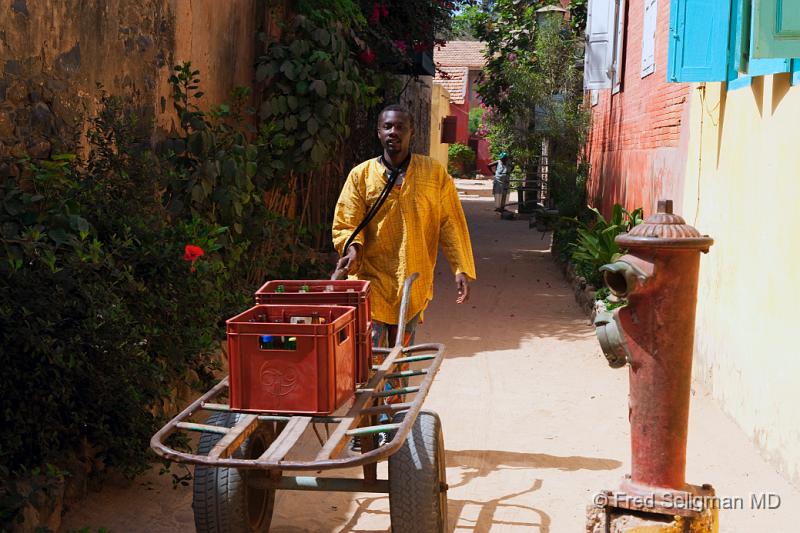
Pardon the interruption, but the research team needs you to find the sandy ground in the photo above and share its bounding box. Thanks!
[61,179,800,532]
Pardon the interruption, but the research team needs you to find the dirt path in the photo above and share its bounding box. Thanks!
[61,179,800,532]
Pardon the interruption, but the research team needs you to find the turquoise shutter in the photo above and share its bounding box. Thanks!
[792,58,800,85]
[728,0,753,89]
[668,0,732,82]
[753,0,800,58]
[740,0,791,74]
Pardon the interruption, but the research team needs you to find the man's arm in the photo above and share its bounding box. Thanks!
[438,171,477,304]
[332,169,367,274]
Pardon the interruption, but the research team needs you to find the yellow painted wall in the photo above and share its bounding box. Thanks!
[682,75,800,486]
[430,83,451,169]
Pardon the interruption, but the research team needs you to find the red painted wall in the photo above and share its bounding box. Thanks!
[586,0,691,218]
[450,101,470,145]
[474,137,491,175]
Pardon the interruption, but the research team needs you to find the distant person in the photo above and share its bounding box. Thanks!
[488,152,513,212]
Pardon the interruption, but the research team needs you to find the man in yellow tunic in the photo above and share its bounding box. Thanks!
[332,104,476,347]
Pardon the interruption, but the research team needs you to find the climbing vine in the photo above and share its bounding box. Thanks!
[255,1,466,176]
[256,13,377,173]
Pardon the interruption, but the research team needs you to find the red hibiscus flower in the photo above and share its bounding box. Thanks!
[183,244,205,271]
[381,2,389,17]
[393,40,408,54]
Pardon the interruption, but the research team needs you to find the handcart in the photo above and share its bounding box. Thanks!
[150,274,448,532]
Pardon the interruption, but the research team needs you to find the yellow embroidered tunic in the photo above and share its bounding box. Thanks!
[332,154,477,324]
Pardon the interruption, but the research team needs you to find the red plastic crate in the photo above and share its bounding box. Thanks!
[255,280,372,383]
[226,304,356,415]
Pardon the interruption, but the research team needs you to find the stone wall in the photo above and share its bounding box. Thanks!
[0,0,271,172]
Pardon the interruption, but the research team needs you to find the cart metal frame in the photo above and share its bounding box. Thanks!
[150,274,446,496]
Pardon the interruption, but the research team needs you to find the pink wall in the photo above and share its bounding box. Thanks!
[585,0,691,218]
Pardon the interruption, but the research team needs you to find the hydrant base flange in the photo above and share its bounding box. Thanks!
[616,479,715,518]
[587,482,718,533]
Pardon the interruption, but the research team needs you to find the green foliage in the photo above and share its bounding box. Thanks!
[551,160,588,219]
[447,143,476,177]
[254,1,465,175]
[568,0,588,33]
[0,119,233,482]
[468,106,484,136]
[449,4,483,40]
[0,74,331,521]
[256,14,373,173]
[167,64,272,235]
[566,204,644,286]
[468,1,589,213]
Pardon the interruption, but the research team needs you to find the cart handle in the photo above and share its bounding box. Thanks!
[395,272,419,348]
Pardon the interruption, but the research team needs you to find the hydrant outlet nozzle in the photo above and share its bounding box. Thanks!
[599,256,654,298]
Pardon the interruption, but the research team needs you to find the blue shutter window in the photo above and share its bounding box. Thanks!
[739,0,791,76]
[728,0,752,89]
[667,0,732,82]
[752,0,800,59]
[791,58,800,85]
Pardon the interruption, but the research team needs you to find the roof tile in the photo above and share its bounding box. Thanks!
[433,40,486,68]
[432,66,468,104]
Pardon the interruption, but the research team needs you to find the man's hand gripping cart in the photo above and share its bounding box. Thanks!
[150,273,448,532]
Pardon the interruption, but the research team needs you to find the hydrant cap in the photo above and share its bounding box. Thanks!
[616,199,714,251]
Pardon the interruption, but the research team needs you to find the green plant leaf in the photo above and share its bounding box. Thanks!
[310,142,326,164]
[309,79,327,98]
[280,60,296,81]
[313,28,330,46]
[222,158,238,179]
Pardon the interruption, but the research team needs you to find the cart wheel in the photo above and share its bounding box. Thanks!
[192,412,283,533]
[388,410,448,533]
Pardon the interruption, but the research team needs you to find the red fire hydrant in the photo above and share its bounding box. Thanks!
[593,199,713,513]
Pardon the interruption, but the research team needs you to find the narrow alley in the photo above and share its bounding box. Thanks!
[60,180,800,532]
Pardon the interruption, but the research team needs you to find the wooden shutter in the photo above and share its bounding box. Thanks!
[641,0,658,77]
[441,116,457,144]
[612,0,627,94]
[753,0,800,59]
[667,0,731,82]
[585,0,618,89]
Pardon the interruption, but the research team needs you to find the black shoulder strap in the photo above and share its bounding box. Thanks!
[342,154,410,253]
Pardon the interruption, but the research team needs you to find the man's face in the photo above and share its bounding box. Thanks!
[377,110,413,157]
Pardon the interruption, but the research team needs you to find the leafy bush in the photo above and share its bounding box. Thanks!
[566,204,643,287]
[447,143,476,177]
[0,121,235,479]
[0,72,331,502]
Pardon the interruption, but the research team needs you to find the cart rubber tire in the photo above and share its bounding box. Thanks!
[388,410,448,533]
[192,412,282,533]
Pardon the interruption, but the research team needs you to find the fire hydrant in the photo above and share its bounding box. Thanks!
[591,200,716,527]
